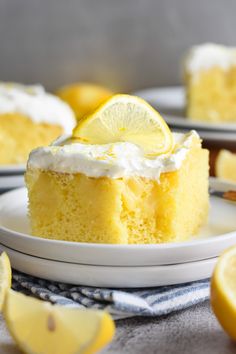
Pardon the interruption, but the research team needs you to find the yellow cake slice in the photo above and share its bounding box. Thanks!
[215,149,236,182]
[0,83,76,164]
[25,131,209,244]
[185,43,236,122]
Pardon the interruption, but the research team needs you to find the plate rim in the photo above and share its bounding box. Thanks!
[0,174,25,189]
[0,243,217,287]
[0,241,217,268]
[0,163,26,176]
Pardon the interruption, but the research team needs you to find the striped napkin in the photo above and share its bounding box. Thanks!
[12,271,210,319]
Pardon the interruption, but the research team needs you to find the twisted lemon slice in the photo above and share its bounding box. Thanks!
[73,94,173,156]
[4,290,115,354]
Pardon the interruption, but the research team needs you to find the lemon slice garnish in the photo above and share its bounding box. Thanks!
[211,245,236,340]
[215,149,236,182]
[57,83,113,120]
[73,94,173,156]
[4,290,115,354]
[0,252,11,311]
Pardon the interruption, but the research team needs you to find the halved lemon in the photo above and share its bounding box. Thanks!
[0,252,12,311]
[215,149,236,182]
[57,83,113,120]
[73,94,173,156]
[4,289,115,354]
[211,245,236,340]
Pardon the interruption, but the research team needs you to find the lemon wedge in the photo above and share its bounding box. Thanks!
[0,252,12,311]
[215,149,236,182]
[73,94,173,156]
[211,245,236,340]
[4,290,115,354]
[57,83,113,120]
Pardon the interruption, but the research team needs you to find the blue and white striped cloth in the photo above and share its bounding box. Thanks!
[12,271,210,319]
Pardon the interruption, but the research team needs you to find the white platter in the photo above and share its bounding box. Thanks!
[0,174,25,189]
[134,86,236,134]
[0,164,26,176]
[0,178,235,267]
[0,243,217,287]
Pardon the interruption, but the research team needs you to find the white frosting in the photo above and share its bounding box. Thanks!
[0,83,76,133]
[27,131,199,180]
[186,43,236,73]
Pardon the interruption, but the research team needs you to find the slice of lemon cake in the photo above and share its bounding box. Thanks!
[0,83,76,165]
[216,150,236,182]
[25,95,209,244]
[185,43,236,122]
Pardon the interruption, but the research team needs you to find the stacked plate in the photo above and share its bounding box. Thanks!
[134,86,236,144]
[0,164,26,194]
[0,178,235,288]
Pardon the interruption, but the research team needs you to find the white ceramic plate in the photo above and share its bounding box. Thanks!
[0,178,235,267]
[0,175,25,189]
[134,86,236,133]
[0,243,217,287]
[0,164,26,176]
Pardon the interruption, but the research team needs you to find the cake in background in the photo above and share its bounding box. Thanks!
[0,83,76,165]
[185,43,236,122]
[216,150,236,182]
[56,83,113,121]
[25,94,209,244]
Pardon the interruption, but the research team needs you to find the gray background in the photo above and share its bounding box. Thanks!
[0,0,235,92]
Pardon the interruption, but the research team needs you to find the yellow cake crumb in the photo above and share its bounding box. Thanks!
[25,135,209,244]
[0,114,62,164]
[0,82,76,165]
[215,149,236,182]
[185,44,236,122]
[186,67,236,122]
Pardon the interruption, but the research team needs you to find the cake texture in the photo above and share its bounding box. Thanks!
[25,131,209,244]
[185,43,236,122]
[0,83,76,164]
[216,149,236,182]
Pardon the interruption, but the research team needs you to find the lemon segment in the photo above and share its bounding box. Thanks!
[215,149,236,182]
[0,252,12,311]
[57,83,113,121]
[211,245,236,340]
[73,94,173,156]
[4,290,115,354]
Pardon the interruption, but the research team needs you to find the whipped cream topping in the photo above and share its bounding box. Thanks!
[27,131,199,180]
[186,43,236,74]
[0,83,76,133]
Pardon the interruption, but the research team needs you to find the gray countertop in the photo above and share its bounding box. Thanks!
[1,301,236,354]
